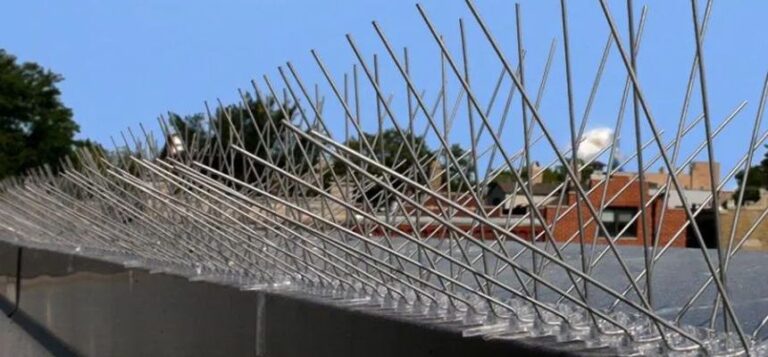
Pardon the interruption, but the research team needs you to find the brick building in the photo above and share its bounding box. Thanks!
[644,161,720,191]
[366,174,690,248]
[539,174,688,247]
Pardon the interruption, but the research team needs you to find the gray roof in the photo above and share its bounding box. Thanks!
[649,188,712,208]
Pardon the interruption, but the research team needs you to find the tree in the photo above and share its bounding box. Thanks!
[730,145,768,206]
[733,165,765,204]
[0,49,80,179]
[330,129,436,206]
[69,139,109,172]
[442,144,476,192]
[338,129,434,180]
[761,144,768,188]
[551,160,597,186]
[496,166,563,186]
[163,94,312,189]
[493,159,600,191]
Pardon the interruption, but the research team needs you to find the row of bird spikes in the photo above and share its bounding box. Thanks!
[2,0,768,354]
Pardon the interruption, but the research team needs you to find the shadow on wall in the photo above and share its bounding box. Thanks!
[686,209,719,249]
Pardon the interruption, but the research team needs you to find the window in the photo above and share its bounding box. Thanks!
[511,205,527,215]
[600,208,637,238]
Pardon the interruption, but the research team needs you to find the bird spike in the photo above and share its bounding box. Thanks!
[1,1,767,355]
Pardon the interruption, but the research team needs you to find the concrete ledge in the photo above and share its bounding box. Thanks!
[0,240,576,356]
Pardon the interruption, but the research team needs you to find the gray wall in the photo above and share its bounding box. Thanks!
[0,241,571,357]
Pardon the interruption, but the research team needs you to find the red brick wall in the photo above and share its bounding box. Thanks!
[652,205,688,248]
[542,175,687,247]
[361,175,688,248]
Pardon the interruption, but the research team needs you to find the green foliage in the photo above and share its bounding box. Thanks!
[729,144,768,206]
[546,166,568,184]
[330,129,440,206]
[69,139,109,172]
[443,144,475,192]
[494,159,603,189]
[0,49,80,178]
[164,94,312,187]
[496,166,563,186]
[338,129,434,180]
[733,165,765,204]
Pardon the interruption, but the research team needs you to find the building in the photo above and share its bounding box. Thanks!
[364,167,730,248]
[479,173,692,247]
[644,161,720,191]
[719,189,768,251]
[485,180,558,210]
[538,174,689,247]
[648,188,712,210]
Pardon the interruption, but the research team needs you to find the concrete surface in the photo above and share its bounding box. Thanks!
[0,240,575,357]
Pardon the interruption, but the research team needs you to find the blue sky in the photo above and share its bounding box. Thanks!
[1,1,767,186]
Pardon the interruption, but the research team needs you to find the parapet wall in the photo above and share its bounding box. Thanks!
[0,240,573,357]
[719,210,768,251]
